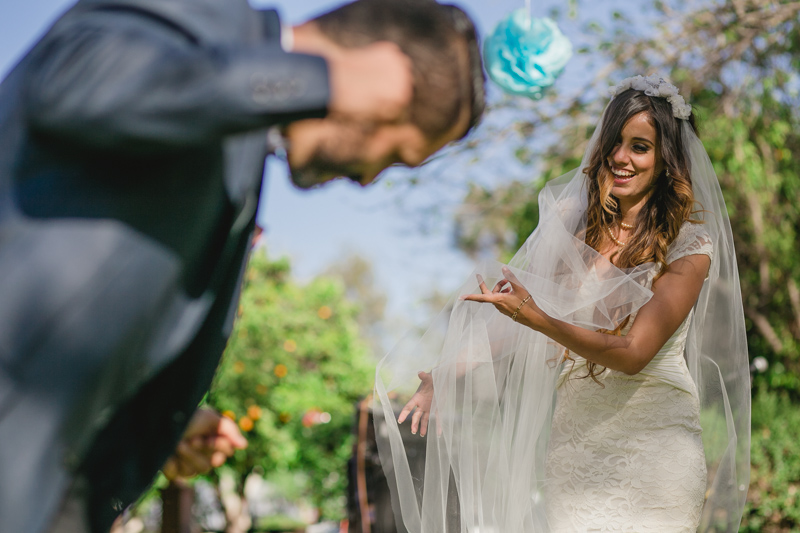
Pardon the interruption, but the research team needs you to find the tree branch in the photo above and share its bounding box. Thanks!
[745,305,784,353]
[788,278,800,340]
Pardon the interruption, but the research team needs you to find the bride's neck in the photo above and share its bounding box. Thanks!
[618,197,648,226]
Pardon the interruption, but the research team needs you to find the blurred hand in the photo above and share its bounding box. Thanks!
[251,225,264,248]
[398,371,434,437]
[162,407,248,480]
[326,41,413,124]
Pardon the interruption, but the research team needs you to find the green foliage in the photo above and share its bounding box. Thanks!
[209,251,375,521]
[695,79,800,385]
[740,387,800,531]
[256,514,307,532]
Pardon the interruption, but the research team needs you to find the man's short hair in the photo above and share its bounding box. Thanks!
[312,0,486,141]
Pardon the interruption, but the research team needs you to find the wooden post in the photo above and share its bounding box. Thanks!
[161,480,197,533]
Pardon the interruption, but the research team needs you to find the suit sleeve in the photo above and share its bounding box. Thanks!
[22,10,330,152]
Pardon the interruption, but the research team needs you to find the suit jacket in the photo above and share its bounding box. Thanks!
[0,1,329,531]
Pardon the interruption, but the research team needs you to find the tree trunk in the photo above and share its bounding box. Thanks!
[161,480,198,533]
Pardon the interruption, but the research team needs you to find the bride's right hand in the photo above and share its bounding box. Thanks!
[398,371,434,437]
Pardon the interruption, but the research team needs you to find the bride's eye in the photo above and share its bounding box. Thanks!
[633,144,649,153]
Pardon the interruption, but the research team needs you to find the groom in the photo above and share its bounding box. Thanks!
[0,0,485,531]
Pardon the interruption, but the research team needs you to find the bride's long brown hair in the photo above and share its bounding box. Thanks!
[570,88,700,383]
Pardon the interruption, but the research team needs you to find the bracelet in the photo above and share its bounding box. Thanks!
[511,295,532,322]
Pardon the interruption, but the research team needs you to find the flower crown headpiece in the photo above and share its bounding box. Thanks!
[609,75,692,120]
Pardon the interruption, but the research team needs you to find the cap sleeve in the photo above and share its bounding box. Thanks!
[667,222,714,264]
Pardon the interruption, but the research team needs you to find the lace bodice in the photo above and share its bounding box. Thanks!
[559,221,713,392]
[546,221,712,531]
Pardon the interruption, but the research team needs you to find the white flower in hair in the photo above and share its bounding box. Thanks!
[659,84,678,97]
[609,74,692,120]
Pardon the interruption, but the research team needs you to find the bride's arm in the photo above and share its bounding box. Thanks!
[397,256,709,434]
[464,256,710,375]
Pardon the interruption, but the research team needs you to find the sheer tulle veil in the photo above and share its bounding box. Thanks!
[374,93,750,532]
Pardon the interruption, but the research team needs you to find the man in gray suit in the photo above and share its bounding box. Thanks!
[0,0,485,531]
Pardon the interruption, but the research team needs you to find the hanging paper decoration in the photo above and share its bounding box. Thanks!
[483,9,573,99]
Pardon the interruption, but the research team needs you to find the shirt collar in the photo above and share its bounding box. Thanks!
[280,25,294,52]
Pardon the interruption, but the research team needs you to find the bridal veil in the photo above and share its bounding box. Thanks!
[374,97,750,532]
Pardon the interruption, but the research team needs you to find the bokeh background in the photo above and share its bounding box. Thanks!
[3,0,799,531]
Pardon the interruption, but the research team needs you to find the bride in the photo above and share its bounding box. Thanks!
[374,76,750,532]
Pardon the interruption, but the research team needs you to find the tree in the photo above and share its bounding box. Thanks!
[208,250,376,528]
[324,252,388,353]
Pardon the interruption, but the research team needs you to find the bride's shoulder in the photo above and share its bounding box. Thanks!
[666,221,713,264]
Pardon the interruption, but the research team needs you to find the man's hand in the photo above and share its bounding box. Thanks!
[162,407,248,480]
[326,41,413,124]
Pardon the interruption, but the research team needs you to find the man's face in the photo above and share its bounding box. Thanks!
[285,113,468,189]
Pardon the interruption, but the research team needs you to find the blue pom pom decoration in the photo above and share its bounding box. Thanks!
[483,10,573,99]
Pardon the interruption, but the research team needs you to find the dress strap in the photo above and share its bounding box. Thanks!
[666,221,713,264]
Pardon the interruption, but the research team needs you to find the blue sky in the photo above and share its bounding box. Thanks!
[1,0,614,340]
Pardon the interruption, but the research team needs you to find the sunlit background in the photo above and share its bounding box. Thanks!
[3,1,799,531]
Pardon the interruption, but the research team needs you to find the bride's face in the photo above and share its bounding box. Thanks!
[606,111,664,206]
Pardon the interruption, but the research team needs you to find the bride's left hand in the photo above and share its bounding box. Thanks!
[461,266,540,324]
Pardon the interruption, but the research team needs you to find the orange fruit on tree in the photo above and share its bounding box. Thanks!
[238,416,254,432]
[247,405,262,421]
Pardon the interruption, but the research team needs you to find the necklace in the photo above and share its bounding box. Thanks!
[620,221,634,230]
[606,224,627,247]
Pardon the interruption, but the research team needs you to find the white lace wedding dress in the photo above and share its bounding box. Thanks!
[544,221,712,532]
